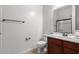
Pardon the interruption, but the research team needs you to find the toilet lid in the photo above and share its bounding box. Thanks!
[37,41,46,45]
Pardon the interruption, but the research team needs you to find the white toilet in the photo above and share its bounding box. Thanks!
[36,36,47,54]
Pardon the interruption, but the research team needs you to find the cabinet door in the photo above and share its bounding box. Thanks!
[63,41,79,54]
[48,37,62,54]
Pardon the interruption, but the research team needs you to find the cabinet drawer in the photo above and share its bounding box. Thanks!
[63,48,79,54]
[48,37,62,46]
[63,41,79,51]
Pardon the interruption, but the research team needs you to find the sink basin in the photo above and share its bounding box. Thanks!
[68,34,79,39]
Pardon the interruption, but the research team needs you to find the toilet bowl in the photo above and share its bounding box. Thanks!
[36,41,47,54]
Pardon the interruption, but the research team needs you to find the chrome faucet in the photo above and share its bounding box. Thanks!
[63,32,69,36]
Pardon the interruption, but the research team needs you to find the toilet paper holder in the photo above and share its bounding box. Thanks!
[25,37,31,40]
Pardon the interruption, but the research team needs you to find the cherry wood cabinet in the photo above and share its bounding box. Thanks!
[48,37,79,54]
[48,37,63,54]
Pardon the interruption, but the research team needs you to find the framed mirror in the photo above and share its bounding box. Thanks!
[76,5,79,30]
[53,5,72,33]
[56,18,72,33]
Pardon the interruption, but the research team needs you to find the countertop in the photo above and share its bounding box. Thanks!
[43,34,79,44]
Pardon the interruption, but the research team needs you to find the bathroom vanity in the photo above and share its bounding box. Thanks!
[44,34,79,54]
[47,5,79,54]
